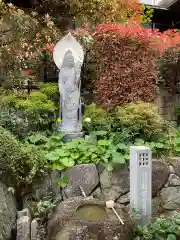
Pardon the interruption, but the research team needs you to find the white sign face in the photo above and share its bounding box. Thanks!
[130,146,152,225]
[53,33,84,69]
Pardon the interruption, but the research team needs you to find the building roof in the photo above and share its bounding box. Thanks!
[157,0,179,8]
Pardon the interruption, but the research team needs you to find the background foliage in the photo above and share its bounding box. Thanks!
[0,126,45,187]
[115,101,167,141]
[92,23,159,106]
[158,44,180,92]
[0,1,60,89]
[70,0,141,26]
[83,103,112,132]
[74,24,180,107]
[0,83,58,139]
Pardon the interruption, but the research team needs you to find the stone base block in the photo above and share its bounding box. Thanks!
[62,132,84,142]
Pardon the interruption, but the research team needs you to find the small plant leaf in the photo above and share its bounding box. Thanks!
[98,139,110,146]
[167,234,177,240]
[57,176,69,188]
[61,158,75,168]
[45,151,59,161]
[112,152,126,164]
[50,163,65,170]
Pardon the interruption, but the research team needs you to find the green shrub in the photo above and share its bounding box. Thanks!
[0,127,45,187]
[115,101,167,141]
[39,83,59,98]
[28,91,49,101]
[16,92,56,113]
[0,90,57,139]
[83,103,112,133]
[0,93,18,107]
[134,211,180,239]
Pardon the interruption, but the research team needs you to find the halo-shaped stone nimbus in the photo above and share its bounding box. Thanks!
[53,32,84,69]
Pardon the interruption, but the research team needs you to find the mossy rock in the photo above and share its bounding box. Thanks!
[0,182,16,239]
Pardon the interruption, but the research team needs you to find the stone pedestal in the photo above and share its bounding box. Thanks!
[62,132,84,142]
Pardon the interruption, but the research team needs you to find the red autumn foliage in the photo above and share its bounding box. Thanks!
[90,23,180,106]
[44,43,55,53]
[23,69,33,76]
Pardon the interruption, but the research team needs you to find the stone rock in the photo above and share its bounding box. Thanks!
[32,170,61,200]
[152,160,169,197]
[62,164,99,198]
[116,192,130,204]
[152,197,163,215]
[0,182,16,240]
[91,187,102,200]
[17,216,31,240]
[169,165,175,174]
[55,224,89,240]
[160,186,180,210]
[47,197,134,240]
[100,165,129,201]
[107,203,130,222]
[165,174,180,187]
[96,163,105,175]
[159,210,180,219]
[168,157,180,178]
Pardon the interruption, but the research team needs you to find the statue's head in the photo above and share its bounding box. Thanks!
[62,49,75,68]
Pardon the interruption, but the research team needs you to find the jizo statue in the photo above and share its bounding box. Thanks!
[53,33,84,138]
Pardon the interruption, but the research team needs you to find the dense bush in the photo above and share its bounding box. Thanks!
[70,0,141,26]
[0,2,60,89]
[92,24,161,106]
[158,44,180,91]
[74,24,180,107]
[115,101,167,141]
[39,83,59,99]
[0,87,57,139]
[83,103,112,132]
[0,127,45,187]
[82,102,168,143]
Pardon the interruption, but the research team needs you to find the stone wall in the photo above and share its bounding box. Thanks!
[14,158,180,239]
[157,87,180,123]
[2,158,180,239]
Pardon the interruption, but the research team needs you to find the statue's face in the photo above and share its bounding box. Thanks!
[63,50,75,68]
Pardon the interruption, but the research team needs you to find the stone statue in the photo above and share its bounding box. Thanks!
[53,33,84,139]
[59,49,82,133]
